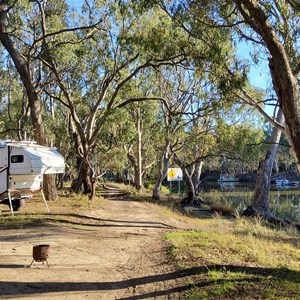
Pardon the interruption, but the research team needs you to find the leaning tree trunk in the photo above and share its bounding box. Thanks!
[269,58,300,173]
[0,8,58,200]
[245,109,284,217]
[184,168,197,201]
[236,0,300,172]
[126,148,142,192]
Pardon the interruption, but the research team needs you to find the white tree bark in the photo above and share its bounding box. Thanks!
[251,109,284,216]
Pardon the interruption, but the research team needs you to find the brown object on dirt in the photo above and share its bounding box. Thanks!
[29,244,50,267]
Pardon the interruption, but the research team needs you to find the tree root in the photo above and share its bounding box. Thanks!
[180,194,212,207]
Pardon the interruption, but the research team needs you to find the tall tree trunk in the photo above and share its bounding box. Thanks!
[69,115,93,196]
[43,175,58,201]
[70,160,93,195]
[152,143,171,200]
[192,161,203,193]
[192,146,203,194]
[125,145,140,190]
[246,109,284,216]
[269,58,300,173]
[136,108,143,191]
[0,7,58,200]
[124,108,144,192]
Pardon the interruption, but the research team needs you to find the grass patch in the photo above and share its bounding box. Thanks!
[0,214,47,229]
[0,190,105,229]
[164,216,300,299]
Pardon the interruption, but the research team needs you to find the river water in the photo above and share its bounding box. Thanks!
[204,181,300,223]
[172,181,300,223]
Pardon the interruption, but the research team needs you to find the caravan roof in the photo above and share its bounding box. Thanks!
[0,140,65,175]
[0,140,37,148]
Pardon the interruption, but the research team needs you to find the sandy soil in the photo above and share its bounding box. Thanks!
[0,196,190,300]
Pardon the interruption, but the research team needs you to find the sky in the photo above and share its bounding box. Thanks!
[237,41,270,90]
[236,41,276,117]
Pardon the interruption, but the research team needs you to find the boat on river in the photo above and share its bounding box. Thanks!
[218,174,239,182]
[274,179,299,186]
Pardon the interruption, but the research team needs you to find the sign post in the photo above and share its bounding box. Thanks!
[167,168,183,194]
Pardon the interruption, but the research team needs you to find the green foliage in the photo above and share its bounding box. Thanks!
[0,66,33,140]
[214,118,266,173]
[120,5,192,59]
[147,183,170,194]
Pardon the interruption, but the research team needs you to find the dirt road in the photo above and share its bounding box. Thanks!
[0,197,188,299]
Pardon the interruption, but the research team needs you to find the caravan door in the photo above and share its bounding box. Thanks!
[0,146,8,195]
[0,166,8,195]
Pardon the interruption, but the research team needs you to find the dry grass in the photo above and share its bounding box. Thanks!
[164,214,300,299]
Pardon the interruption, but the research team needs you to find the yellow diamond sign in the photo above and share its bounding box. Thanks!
[168,169,176,180]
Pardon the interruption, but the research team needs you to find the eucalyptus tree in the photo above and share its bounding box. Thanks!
[121,101,160,191]
[131,1,255,201]
[0,0,72,199]
[149,67,187,200]
[230,1,300,223]
[171,90,265,203]
[0,1,44,144]
[231,1,300,169]
[135,63,217,201]
[90,89,162,192]
[92,107,134,181]
[209,0,300,219]
[30,1,193,198]
[248,109,284,217]
[106,76,161,192]
[149,64,233,202]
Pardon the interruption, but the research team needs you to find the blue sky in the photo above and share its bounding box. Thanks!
[236,41,276,117]
[237,41,270,91]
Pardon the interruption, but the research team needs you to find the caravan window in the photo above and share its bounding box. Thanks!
[11,155,24,163]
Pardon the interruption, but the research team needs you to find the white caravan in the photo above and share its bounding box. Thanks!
[0,140,65,212]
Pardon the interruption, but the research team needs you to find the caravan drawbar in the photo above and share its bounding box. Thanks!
[0,140,65,212]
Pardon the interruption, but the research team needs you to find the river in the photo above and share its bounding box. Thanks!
[171,181,300,223]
